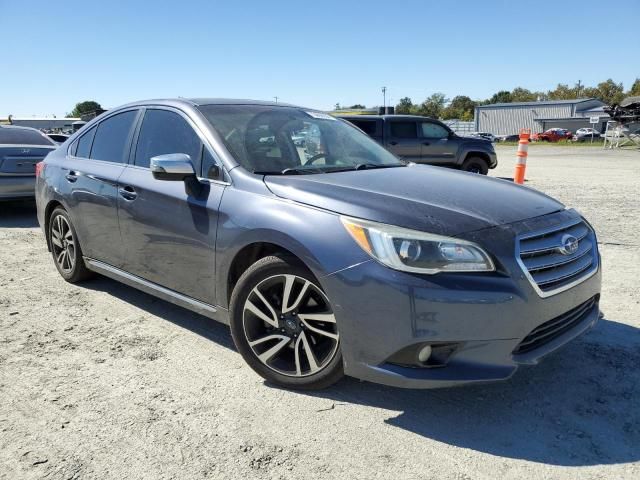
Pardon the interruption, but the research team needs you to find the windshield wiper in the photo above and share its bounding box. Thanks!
[254,162,406,176]
[324,162,407,173]
[253,167,317,175]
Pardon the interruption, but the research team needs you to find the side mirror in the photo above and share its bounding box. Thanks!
[150,153,196,181]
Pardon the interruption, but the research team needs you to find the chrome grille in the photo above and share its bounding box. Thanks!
[517,219,598,296]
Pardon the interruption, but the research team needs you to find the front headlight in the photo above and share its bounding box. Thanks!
[341,217,495,274]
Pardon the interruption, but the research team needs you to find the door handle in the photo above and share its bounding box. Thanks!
[65,170,79,182]
[422,142,431,146]
[118,185,137,201]
[389,141,398,146]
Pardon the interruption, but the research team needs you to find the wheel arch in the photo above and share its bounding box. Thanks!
[225,241,310,305]
[463,150,491,165]
[43,199,65,252]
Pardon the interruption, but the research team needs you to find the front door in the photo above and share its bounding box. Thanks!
[419,121,458,165]
[385,120,421,162]
[62,109,139,267]
[117,107,226,305]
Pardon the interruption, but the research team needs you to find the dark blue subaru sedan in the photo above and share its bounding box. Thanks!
[35,99,601,389]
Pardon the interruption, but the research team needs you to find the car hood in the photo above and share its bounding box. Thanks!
[263,165,564,236]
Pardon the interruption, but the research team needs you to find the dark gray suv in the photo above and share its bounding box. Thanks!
[339,115,497,174]
[36,99,601,390]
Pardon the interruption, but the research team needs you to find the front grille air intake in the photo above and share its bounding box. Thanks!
[513,296,598,355]
[517,219,598,296]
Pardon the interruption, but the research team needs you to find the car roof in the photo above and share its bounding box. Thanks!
[114,98,304,110]
[337,114,439,121]
[0,124,45,132]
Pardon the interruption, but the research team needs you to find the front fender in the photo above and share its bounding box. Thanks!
[215,185,370,308]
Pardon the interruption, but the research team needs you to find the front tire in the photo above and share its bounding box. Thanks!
[229,255,343,390]
[48,207,93,283]
[461,156,489,175]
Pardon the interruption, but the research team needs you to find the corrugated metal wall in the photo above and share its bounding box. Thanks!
[475,104,573,135]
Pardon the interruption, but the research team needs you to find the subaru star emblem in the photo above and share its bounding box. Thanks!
[559,234,579,255]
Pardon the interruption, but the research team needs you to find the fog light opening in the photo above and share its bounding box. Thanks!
[417,345,432,363]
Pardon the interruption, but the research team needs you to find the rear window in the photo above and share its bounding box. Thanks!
[0,128,55,146]
[389,121,417,138]
[89,110,138,163]
[75,126,97,158]
[348,119,379,137]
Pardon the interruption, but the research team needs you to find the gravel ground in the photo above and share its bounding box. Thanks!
[1,145,639,479]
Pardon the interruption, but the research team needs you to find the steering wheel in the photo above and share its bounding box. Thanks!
[305,153,329,165]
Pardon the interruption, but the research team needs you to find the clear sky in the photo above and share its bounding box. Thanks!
[1,0,638,117]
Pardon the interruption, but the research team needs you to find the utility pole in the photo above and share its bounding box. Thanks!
[576,80,582,98]
[381,87,387,114]
[273,96,279,103]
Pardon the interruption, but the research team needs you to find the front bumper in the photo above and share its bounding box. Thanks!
[321,209,601,389]
[488,151,498,168]
[0,176,35,200]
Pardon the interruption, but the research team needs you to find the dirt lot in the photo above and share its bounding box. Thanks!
[1,145,639,480]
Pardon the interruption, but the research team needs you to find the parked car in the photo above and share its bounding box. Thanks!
[573,128,601,142]
[532,128,573,142]
[338,115,497,175]
[0,125,56,200]
[496,134,522,142]
[47,133,70,145]
[469,132,498,142]
[36,98,601,390]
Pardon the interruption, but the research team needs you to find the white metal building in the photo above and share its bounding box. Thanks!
[0,117,81,131]
[474,99,608,135]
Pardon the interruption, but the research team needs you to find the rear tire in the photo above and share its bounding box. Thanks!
[48,207,93,283]
[461,156,489,175]
[229,255,344,390]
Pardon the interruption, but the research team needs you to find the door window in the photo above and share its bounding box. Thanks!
[349,119,378,137]
[421,122,449,139]
[389,121,417,138]
[134,109,203,171]
[90,110,138,163]
[74,126,96,158]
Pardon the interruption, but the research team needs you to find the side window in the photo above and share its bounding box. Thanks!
[75,126,96,158]
[421,122,449,139]
[134,109,202,171]
[350,120,378,137]
[90,110,137,163]
[389,121,417,138]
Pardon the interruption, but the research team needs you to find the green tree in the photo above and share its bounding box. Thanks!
[510,87,538,102]
[487,90,512,104]
[442,95,477,120]
[395,97,415,114]
[417,93,448,118]
[69,100,102,118]
[348,104,366,109]
[627,78,640,97]
[594,79,625,105]
[546,83,578,100]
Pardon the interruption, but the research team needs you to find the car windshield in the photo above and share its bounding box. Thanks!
[198,105,404,174]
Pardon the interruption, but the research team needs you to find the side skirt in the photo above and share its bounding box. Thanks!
[84,257,229,325]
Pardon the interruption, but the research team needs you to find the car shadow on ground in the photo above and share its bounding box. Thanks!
[284,317,640,467]
[61,267,639,468]
[0,200,39,228]
[82,275,235,351]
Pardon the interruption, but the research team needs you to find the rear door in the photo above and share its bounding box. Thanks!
[385,119,421,161]
[419,120,457,165]
[62,109,139,267]
[117,107,226,304]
